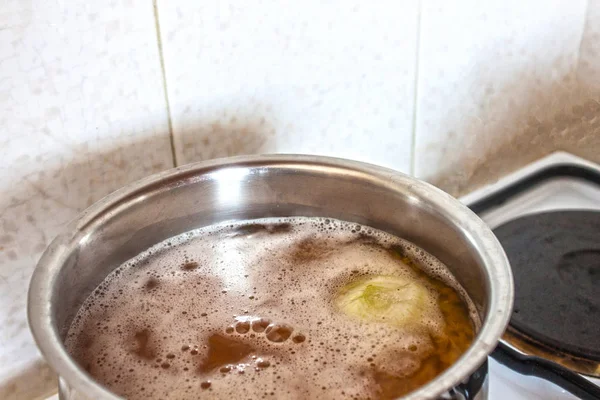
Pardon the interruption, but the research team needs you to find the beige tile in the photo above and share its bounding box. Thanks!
[414,1,597,196]
[0,1,172,397]
[157,0,419,172]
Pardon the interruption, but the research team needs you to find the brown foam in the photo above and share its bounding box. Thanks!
[65,217,479,399]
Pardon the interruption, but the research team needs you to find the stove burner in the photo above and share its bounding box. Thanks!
[493,211,600,361]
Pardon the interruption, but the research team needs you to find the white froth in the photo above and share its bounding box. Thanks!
[65,217,480,399]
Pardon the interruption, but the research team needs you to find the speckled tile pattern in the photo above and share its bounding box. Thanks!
[0,1,172,399]
[413,1,600,196]
[156,0,419,172]
[578,0,600,90]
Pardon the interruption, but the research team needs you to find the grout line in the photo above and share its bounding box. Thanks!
[409,0,422,177]
[152,0,178,168]
[574,0,590,79]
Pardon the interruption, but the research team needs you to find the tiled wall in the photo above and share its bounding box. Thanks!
[158,0,418,171]
[417,1,600,195]
[1,1,599,398]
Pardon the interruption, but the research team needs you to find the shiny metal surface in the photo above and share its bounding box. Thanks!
[28,155,513,399]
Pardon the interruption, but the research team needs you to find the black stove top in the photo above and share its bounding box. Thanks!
[493,210,600,361]
[463,153,600,399]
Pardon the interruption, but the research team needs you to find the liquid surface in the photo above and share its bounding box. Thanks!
[65,217,478,399]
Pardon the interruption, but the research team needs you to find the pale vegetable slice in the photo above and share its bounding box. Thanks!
[335,275,436,328]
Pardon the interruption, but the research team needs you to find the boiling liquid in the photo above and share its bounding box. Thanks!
[65,217,478,399]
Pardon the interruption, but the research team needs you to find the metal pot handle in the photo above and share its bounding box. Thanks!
[437,361,488,400]
[492,343,600,400]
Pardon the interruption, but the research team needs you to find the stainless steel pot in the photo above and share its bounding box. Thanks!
[28,155,513,400]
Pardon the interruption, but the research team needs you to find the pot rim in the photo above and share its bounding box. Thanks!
[28,154,513,399]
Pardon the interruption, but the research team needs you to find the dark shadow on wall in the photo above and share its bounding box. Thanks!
[0,133,173,399]
[0,111,276,400]
[424,5,600,198]
[425,71,600,198]
[173,110,278,165]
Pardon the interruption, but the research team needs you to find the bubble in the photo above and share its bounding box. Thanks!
[251,318,270,333]
[200,381,211,389]
[265,323,293,343]
[235,321,250,334]
[256,359,270,369]
[292,334,306,344]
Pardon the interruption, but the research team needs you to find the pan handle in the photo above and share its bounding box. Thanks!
[492,342,600,400]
